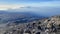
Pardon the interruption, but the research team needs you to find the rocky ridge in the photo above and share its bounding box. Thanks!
[3,15,60,34]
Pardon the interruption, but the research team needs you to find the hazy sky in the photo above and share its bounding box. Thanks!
[0,0,60,10]
[0,0,60,16]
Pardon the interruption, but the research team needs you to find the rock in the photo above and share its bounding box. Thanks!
[3,15,60,34]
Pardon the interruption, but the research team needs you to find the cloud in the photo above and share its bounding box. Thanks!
[0,1,60,10]
[0,4,60,16]
[0,4,24,10]
[6,6,60,16]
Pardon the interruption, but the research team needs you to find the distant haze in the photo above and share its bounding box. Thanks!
[0,0,60,16]
[3,6,60,17]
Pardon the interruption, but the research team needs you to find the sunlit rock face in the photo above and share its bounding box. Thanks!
[44,15,60,25]
[44,15,60,34]
[51,16,60,25]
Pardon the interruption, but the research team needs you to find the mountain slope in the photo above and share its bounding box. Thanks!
[0,11,45,24]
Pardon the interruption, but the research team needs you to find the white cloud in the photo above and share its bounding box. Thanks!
[0,1,60,10]
[0,4,24,10]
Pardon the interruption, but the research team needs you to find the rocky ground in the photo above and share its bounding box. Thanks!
[1,15,60,34]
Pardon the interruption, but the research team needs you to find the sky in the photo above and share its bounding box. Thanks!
[0,0,60,10]
[0,0,60,16]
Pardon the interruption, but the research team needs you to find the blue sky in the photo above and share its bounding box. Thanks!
[0,0,60,9]
[0,0,60,16]
[0,0,60,10]
[0,0,60,5]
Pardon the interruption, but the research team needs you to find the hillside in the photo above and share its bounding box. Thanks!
[2,15,60,34]
[0,11,45,24]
